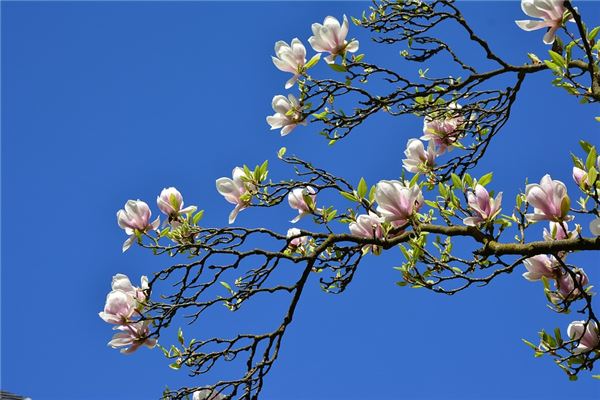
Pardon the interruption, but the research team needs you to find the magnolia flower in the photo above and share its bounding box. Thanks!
[156,187,196,223]
[216,167,252,224]
[421,103,465,153]
[543,221,574,241]
[111,273,149,304]
[522,254,557,281]
[402,138,438,174]
[463,185,503,226]
[515,0,569,45]
[266,94,306,136]
[555,268,589,300]
[308,15,359,64]
[590,217,600,236]
[117,200,160,252]
[572,167,587,188]
[567,320,600,354]
[288,186,317,223]
[193,389,226,400]
[108,320,157,354]
[286,228,308,248]
[99,290,136,325]
[349,212,384,239]
[272,38,307,89]
[525,175,572,222]
[375,180,423,227]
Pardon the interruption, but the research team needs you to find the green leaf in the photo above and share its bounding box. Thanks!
[277,147,287,159]
[169,362,181,370]
[478,172,493,187]
[585,146,597,170]
[304,53,321,69]
[357,178,367,198]
[328,63,347,73]
[548,50,566,69]
[353,53,365,63]
[220,281,233,293]
[579,140,593,153]
[312,110,328,120]
[588,26,600,41]
[451,173,462,189]
[339,191,357,202]
[177,327,184,345]
[192,210,204,225]
[587,167,597,186]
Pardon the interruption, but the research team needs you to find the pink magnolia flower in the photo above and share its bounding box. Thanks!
[567,320,600,354]
[117,200,160,252]
[590,217,600,236]
[375,180,423,227]
[193,389,226,400]
[572,167,587,188]
[99,290,136,325]
[266,94,307,136]
[308,15,359,64]
[349,212,384,240]
[112,273,149,304]
[515,0,569,45]
[421,103,465,154]
[156,187,197,222]
[272,38,308,89]
[522,254,557,281]
[402,138,438,174]
[288,186,317,223]
[108,320,157,354]
[525,175,572,222]
[216,167,252,224]
[555,268,589,300]
[543,221,574,241]
[286,228,308,249]
[463,184,503,226]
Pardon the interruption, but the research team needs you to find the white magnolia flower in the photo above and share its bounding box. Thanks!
[272,38,308,89]
[308,15,359,64]
[515,0,572,44]
[266,94,307,136]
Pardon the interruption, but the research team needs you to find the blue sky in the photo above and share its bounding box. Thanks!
[2,1,600,399]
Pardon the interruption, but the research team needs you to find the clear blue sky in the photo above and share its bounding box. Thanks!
[2,1,600,399]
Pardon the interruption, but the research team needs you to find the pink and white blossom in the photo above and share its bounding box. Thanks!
[107,320,157,354]
[308,15,359,64]
[567,320,600,354]
[375,180,423,227]
[515,0,569,44]
[266,94,306,136]
[590,217,600,236]
[216,167,252,224]
[555,268,589,300]
[288,186,317,223]
[421,103,465,153]
[286,228,308,248]
[572,167,587,188]
[463,184,503,226]
[157,187,196,222]
[543,221,574,241]
[525,175,572,222]
[272,38,308,89]
[402,138,438,174]
[111,273,149,304]
[117,200,160,252]
[522,254,557,281]
[99,290,136,325]
[349,212,384,240]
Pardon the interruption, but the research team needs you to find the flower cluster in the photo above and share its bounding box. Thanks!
[99,274,157,354]
[267,15,359,136]
[117,187,197,251]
